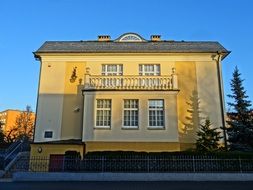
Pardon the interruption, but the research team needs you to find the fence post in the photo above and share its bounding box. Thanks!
[147,155,150,173]
[62,157,65,172]
[101,156,104,172]
[193,155,196,172]
[239,156,242,173]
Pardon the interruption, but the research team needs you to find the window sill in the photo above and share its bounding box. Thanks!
[94,126,111,130]
[147,126,165,130]
[122,126,139,130]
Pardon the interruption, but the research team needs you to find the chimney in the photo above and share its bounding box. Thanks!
[150,35,161,41]
[98,35,111,41]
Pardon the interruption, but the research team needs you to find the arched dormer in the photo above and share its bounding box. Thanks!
[115,33,146,42]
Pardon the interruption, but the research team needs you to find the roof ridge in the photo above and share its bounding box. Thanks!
[43,40,220,43]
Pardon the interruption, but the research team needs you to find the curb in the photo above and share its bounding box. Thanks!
[13,172,253,181]
[0,178,12,182]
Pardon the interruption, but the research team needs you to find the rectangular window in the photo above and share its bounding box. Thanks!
[102,64,123,75]
[44,131,53,138]
[123,100,139,129]
[148,100,164,129]
[139,64,160,76]
[95,99,111,128]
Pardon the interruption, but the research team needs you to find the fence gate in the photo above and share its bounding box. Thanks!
[49,154,64,172]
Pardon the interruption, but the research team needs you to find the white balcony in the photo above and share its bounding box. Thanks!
[84,68,178,91]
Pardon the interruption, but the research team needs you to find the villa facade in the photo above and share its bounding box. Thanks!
[31,33,230,159]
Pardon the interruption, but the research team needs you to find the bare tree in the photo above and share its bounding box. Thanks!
[0,121,5,145]
[6,106,35,142]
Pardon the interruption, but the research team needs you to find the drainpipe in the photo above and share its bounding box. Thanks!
[215,52,228,150]
[81,87,85,156]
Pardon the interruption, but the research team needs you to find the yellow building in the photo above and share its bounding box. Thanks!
[0,110,23,139]
[31,33,230,160]
[0,109,35,142]
[0,110,20,135]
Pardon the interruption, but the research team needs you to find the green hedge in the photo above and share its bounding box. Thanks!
[84,151,253,159]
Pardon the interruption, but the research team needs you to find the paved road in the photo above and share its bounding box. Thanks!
[0,181,253,190]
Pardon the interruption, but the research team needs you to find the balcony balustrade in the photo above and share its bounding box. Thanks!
[84,68,178,90]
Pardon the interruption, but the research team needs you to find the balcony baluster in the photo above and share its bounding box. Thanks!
[87,75,177,91]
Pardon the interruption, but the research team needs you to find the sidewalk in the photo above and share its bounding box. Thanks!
[12,172,253,181]
[0,178,12,182]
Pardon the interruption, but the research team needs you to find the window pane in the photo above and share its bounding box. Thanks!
[119,65,123,75]
[139,65,143,75]
[102,64,123,75]
[149,101,156,108]
[139,64,160,76]
[156,65,160,75]
[97,100,103,108]
[102,65,106,75]
[132,100,138,108]
[124,100,130,108]
[148,100,164,127]
[157,100,163,108]
[44,131,53,138]
[123,99,138,127]
[96,99,111,127]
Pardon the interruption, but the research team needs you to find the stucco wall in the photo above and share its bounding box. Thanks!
[86,142,180,152]
[34,61,66,142]
[61,62,85,140]
[30,144,84,159]
[176,61,198,143]
[176,60,224,143]
[195,61,223,128]
[82,91,179,142]
[34,61,85,142]
[34,53,225,150]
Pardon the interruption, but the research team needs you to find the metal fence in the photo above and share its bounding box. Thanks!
[12,155,253,173]
[0,140,31,170]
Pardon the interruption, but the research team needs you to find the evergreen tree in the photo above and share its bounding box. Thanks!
[227,66,253,151]
[196,118,222,152]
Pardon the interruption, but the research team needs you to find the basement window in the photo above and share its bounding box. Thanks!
[44,131,53,138]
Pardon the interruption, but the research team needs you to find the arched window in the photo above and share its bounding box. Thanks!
[118,33,144,42]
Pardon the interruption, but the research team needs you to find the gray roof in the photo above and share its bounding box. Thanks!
[34,41,230,57]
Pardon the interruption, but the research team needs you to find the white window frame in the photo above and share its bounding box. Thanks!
[102,64,123,76]
[139,64,160,76]
[95,99,111,129]
[148,100,165,129]
[122,99,139,129]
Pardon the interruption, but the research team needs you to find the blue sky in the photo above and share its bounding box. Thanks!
[0,0,253,112]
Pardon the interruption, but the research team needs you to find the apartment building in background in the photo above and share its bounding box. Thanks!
[0,110,22,134]
[0,109,35,141]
